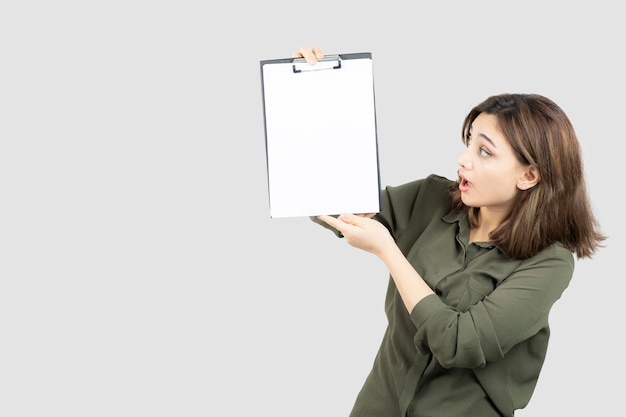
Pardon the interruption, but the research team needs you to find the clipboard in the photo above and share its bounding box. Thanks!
[260,52,381,218]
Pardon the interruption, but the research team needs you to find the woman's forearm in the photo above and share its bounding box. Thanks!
[379,244,435,313]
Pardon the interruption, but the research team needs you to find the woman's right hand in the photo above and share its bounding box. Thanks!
[292,46,324,65]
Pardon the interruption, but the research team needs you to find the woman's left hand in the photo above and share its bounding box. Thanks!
[317,213,395,257]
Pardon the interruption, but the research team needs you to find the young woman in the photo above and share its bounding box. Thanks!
[294,46,606,417]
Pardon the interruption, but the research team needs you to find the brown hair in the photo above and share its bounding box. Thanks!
[450,93,606,260]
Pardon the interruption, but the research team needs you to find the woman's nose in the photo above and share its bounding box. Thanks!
[457,150,471,169]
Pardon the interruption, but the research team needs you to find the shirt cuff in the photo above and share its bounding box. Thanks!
[409,293,445,329]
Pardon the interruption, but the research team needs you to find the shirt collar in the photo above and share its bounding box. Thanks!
[442,208,503,251]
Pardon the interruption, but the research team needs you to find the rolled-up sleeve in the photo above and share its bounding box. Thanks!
[409,244,574,369]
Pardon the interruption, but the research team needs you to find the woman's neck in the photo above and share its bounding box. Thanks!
[469,227,492,244]
[469,208,506,244]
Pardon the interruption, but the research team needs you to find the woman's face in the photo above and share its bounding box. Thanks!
[457,113,529,215]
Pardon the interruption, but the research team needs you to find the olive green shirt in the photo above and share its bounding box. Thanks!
[314,174,574,417]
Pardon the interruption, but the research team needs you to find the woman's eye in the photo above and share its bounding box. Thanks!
[479,147,492,157]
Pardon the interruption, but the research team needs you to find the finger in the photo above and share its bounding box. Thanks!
[317,214,339,226]
[292,45,317,65]
[311,46,324,60]
[355,212,377,218]
[293,46,315,61]
[317,215,346,232]
[339,213,362,226]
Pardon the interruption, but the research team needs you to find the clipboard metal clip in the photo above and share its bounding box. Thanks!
[292,55,342,73]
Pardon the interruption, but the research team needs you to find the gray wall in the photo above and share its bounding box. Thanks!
[2,1,621,415]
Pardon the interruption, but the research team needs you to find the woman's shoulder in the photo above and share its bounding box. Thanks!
[519,241,575,274]
[380,174,456,222]
[387,173,455,194]
[424,173,456,188]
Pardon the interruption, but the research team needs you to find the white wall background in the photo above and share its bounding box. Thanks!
[1,1,622,416]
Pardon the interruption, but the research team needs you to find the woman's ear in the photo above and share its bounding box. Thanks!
[517,166,540,190]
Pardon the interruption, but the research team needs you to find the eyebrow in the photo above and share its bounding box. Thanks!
[477,133,498,149]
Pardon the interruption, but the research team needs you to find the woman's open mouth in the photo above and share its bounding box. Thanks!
[458,175,473,192]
